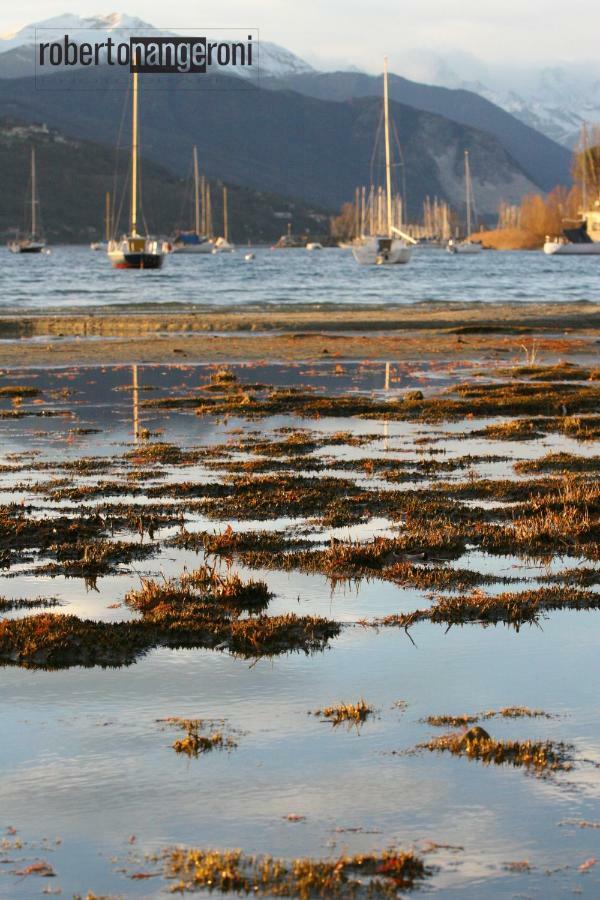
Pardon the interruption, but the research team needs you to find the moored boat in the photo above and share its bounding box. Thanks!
[91,192,111,251]
[352,58,415,266]
[544,210,600,255]
[212,187,235,253]
[447,150,482,254]
[108,60,163,270]
[8,147,46,254]
[171,147,214,254]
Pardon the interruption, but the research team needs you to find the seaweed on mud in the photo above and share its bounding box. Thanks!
[126,565,273,614]
[182,474,388,525]
[493,363,600,382]
[311,699,374,728]
[0,568,339,668]
[36,540,156,578]
[425,708,553,727]
[145,379,600,423]
[125,442,202,467]
[171,527,311,556]
[515,453,600,475]
[374,586,600,630]
[0,596,60,612]
[165,846,429,895]
[163,718,238,757]
[538,567,600,587]
[0,505,111,552]
[471,420,545,441]
[0,385,40,398]
[418,727,572,773]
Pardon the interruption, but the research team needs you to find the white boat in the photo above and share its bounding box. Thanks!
[212,187,235,252]
[447,150,482,254]
[171,234,214,254]
[352,236,412,265]
[171,147,214,254]
[543,202,600,255]
[544,238,600,255]
[8,147,46,254]
[352,58,415,266]
[91,192,111,251]
[448,238,482,254]
[306,242,323,251]
[108,63,164,270]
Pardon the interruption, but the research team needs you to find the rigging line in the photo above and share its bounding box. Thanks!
[176,157,194,231]
[369,107,385,189]
[114,162,130,240]
[112,79,131,237]
[391,121,407,221]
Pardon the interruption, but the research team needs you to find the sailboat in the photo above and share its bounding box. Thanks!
[8,147,46,253]
[447,150,482,254]
[352,57,416,266]
[171,147,214,254]
[107,61,164,269]
[91,192,111,251]
[213,186,235,252]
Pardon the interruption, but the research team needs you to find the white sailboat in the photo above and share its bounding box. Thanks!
[447,150,482,254]
[8,147,46,254]
[171,147,214,254]
[352,58,416,266]
[91,191,111,251]
[213,186,235,252]
[107,61,164,269]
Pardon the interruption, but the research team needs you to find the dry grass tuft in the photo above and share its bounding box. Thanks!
[312,699,374,728]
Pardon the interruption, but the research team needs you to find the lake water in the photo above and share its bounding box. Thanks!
[2,245,600,311]
[1,362,599,898]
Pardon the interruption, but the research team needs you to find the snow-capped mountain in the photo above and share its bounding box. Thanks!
[392,49,599,148]
[0,12,154,51]
[0,12,314,79]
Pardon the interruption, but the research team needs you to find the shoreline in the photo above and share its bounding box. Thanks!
[0,302,599,367]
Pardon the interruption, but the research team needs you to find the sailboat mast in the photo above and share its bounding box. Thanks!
[193,147,200,235]
[223,186,229,242]
[465,150,472,237]
[31,147,36,239]
[383,57,393,238]
[131,65,139,235]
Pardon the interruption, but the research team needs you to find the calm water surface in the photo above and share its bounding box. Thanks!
[1,245,600,310]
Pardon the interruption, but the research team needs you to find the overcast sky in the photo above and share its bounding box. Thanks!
[1,1,598,71]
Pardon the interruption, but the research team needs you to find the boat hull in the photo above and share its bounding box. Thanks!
[447,241,482,254]
[352,237,412,265]
[109,252,163,269]
[171,242,214,254]
[8,241,45,254]
[108,237,164,269]
[544,241,600,255]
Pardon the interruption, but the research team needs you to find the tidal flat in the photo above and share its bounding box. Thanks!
[1,350,600,898]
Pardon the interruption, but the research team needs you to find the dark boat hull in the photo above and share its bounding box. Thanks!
[111,253,163,269]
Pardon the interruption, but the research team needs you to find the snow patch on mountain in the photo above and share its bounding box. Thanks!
[0,13,314,79]
[393,49,599,148]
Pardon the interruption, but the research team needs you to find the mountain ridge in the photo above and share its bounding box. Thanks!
[0,65,540,218]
